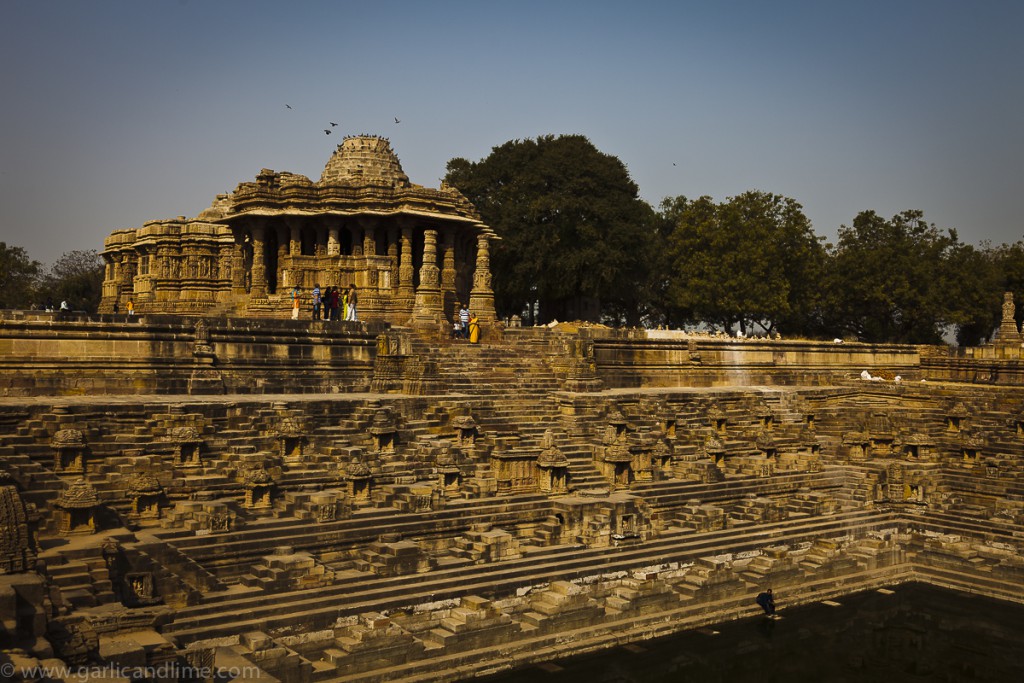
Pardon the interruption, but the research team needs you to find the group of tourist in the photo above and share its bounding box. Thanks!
[451,302,480,343]
[300,283,358,322]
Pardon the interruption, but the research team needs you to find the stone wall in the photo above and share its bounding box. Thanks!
[587,328,922,388]
[0,312,381,396]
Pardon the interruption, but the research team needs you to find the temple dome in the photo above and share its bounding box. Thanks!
[319,136,411,187]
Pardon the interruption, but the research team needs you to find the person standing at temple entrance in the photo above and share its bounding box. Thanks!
[291,286,300,320]
[346,283,358,322]
[468,313,480,344]
[312,284,321,320]
[127,299,134,316]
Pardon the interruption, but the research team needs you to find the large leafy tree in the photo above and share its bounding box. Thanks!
[825,210,960,344]
[41,250,105,313]
[944,241,1001,346]
[662,191,826,336]
[0,242,42,309]
[445,135,658,324]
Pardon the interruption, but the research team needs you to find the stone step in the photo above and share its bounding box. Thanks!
[164,508,891,641]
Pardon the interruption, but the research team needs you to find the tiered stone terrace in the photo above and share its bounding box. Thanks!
[2,312,1024,683]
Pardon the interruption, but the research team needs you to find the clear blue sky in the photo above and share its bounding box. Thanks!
[1,0,1021,268]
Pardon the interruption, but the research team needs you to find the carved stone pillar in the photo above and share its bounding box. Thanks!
[469,234,496,323]
[387,227,399,292]
[399,226,415,296]
[441,231,457,315]
[250,222,267,300]
[351,225,364,258]
[363,223,376,258]
[412,228,443,323]
[288,220,301,256]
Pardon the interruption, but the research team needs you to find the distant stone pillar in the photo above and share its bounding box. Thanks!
[412,228,443,323]
[441,231,457,314]
[469,234,496,323]
[398,226,415,296]
[363,223,376,258]
[996,291,1021,344]
[327,225,340,257]
[250,223,267,300]
[288,220,301,256]
[387,227,399,291]
[351,225,364,257]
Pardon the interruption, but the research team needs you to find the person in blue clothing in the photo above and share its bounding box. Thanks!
[312,283,322,320]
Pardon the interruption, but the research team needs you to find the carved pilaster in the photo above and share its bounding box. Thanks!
[231,240,246,292]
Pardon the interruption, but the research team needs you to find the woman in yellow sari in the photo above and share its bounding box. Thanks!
[468,314,480,344]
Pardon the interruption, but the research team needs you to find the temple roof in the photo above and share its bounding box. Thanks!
[56,479,100,509]
[221,135,489,230]
[320,136,410,187]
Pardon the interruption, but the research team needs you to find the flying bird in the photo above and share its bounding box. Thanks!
[330,122,338,127]
[285,104,292,109]
[324,129,332,135]
[394,117,400,124]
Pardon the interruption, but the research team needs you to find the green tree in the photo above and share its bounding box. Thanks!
[825,210,959,344]
[0,242,41,309]
[662,191,826,336]
[445,135,658,324]
[42,250,105,313]
[944,242,1000,346]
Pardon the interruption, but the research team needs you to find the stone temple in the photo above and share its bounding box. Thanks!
[2,139,1024,682]
[99,136,497,324]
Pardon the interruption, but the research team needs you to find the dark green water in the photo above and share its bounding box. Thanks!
[475,583,1024,683]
